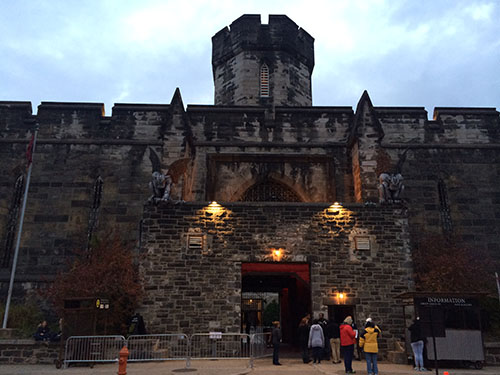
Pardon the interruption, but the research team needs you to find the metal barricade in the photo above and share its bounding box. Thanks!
[189,333,251,366]
[64,335,126,368]
[127,334,189,362]
[249,332,272,368]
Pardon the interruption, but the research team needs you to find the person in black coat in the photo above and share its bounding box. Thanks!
[298,317,311,363]
[325,319,341,363]
[34,320,51,341]
[272,321,282,365]
[409,317,427,371]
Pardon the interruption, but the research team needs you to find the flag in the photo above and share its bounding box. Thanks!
[26,133,35,166]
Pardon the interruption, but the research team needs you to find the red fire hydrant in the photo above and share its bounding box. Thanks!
[118,346,129,375]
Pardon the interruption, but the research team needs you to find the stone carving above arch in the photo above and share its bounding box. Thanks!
[206,154,334,202]
[238,177,303,202]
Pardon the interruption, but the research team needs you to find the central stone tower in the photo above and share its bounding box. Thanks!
[212,14,315,107]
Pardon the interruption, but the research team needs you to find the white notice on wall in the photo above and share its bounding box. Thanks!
[209,332,222,339]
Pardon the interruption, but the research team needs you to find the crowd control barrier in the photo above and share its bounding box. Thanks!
[250,332,272,364]
[62,332,271,368]
[64,335,126,368]
[127,334,188,362]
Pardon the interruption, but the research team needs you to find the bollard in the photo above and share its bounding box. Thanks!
[118,346,129,375]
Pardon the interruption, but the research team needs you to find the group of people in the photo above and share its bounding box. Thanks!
[296,313,381,375]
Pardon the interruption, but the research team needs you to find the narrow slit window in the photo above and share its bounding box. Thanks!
[438,178,453,233]
[260,64,270,97]
[87,176,104,251]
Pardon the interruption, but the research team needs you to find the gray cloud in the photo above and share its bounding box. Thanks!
[1,0,498,116]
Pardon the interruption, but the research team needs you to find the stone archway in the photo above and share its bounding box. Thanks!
[233,175,309,202]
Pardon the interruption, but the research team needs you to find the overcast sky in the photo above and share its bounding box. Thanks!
[1,0,498,117]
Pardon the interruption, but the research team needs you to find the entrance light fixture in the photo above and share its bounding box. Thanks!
[270,247,284,262]
[337,292,346,304]
[326,202,343,215]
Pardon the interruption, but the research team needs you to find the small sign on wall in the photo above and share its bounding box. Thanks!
[355,236,371,251]
[209,332,222,339]
[188,234,204,250]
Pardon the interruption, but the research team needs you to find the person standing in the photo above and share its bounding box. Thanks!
[317,312,330,360]
[359,318,381,375]
[409,317,427,371]
[298,317,311,363]
[325,319,341,364]
[272,321,282,366]
[308,319,325,364]
[340,316,356,374]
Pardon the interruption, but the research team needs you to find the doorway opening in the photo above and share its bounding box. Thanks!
[241,263,311,346]
[328,305,357,326]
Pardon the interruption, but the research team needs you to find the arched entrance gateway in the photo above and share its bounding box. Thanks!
[241,263,311,346]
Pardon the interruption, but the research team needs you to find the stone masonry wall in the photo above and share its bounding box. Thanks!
[187,106,354,202]
[0,100,184,299]
[139,201,412,356]
[0,340,59,365]
[376,107,500,257]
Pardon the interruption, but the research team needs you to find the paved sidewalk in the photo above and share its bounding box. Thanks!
[0,358,498,375]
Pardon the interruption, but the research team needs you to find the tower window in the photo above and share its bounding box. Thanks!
[260,64,270,97]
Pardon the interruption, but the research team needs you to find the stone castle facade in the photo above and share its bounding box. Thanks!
[1,15,499,355]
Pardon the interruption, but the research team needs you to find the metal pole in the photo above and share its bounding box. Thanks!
[429,307,438,375]
[2,126,38,329]
[495,272,500,305]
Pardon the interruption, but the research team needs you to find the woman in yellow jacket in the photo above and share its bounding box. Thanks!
[359,318,381,375]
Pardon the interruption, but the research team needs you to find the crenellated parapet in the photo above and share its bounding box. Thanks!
[212,14,314,72]
[0,101,34,137]
[212,14,315,107]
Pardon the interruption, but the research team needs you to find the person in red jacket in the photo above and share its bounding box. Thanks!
[340,316,356,374]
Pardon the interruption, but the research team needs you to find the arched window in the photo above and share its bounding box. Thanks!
[260,64,270,97]
[239,180,301,202]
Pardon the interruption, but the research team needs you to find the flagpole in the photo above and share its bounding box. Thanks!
[2,125,39,329]
[496,272,500,305]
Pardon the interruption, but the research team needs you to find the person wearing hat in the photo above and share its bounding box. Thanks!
[340,316,356,374]
[359,318,381,375]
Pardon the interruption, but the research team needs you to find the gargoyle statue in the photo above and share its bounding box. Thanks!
[149,172,173,203]
[148,148,190,204]
[378,173,404,203]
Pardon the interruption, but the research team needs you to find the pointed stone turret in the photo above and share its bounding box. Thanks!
[351,91,384,202]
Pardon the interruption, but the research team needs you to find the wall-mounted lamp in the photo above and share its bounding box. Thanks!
[326,202,343,215]
[337,292,346,304]
[205,201,225,215]
[270,247,284,262]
